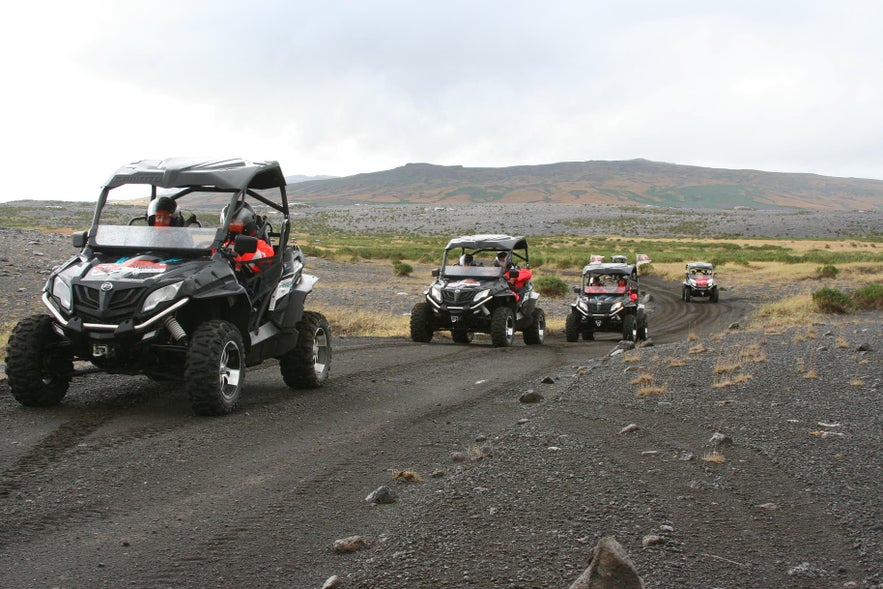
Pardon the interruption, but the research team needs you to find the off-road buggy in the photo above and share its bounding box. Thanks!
[5,158,331,415]
[566,261,647,342]
[682,261,719,302]
[410,235,545,347]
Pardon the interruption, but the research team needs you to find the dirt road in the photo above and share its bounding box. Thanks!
[3,275,880,589]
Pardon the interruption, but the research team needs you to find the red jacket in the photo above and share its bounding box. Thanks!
[506,268,532,300]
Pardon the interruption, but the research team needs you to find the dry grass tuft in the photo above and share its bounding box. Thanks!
[629,372,654,386]
[836,336,849,349]
[668,357,692,368]
[702,451,726,464]
[312,304,411,337]
[713,360,742,375]
[689,343,710,354]
[712,373,753,388]
[803,369,819,380]
[392,470,425,483]
[850,379,864,387]
[622,350,642,363]
[636,384,668,397]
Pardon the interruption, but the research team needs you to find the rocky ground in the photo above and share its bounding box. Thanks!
[0,210,881,588]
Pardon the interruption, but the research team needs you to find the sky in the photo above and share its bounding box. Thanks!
[1,0,882,202]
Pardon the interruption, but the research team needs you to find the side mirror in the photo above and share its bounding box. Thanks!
[507,269,520,280]
[431,268,439,277]
[72,231,86,248]
[233,234,258,255]
[572,286,581,294]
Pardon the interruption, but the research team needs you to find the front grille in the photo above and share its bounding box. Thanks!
[73,284,147,324]
[442,290,473,305]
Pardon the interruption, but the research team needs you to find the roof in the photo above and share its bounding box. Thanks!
[444,234,527,251]
[103,158,286,192]
[686,261,714,269]
[581,262,635,276]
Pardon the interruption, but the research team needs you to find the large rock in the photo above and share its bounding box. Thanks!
[568,536,644,589]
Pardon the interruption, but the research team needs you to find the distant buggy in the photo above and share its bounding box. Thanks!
[682,261,719,303]
[5,158,331,415]
[566,261,647,342]
[410,235,545,347]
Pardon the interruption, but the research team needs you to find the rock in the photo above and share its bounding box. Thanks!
[519,390,544,403]
[365,485,396,505]
[728,322,740,330]
[708,432,733,447]
[332,535,369,554]
[568,536,645,589]
[322,575,341,588]
[541,376,555,384]
[641,534,665,547]
[856,342,872,351]
[619,423,639,434]
[641,338,654,347]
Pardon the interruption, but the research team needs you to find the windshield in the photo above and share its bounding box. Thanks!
[582,273,630,293]
[442,265,504,279]
[94,225,219,251]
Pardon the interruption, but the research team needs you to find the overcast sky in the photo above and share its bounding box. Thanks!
[2,0,882,202]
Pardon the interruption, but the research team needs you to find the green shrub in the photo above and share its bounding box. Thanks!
[392,260,413,276]
[852,283,883,310]
[815,264,840,279]
[812,287,854,314]
[533,275,571,297]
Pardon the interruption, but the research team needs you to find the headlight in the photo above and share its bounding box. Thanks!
[142,281,183,313]
[52,276,73,311]
[577,300,588,312]
[610,301,623,314]
[473,288,490,302]
[429,284,443,302]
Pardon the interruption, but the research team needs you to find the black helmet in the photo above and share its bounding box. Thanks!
[147,196,181,226]
[221,202,257,236]
[459,253,474,266]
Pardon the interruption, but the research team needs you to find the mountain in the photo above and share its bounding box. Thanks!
[285,174,337,184]
[285,159,883,211]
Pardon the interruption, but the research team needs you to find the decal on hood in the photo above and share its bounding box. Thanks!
[87,258,169,279]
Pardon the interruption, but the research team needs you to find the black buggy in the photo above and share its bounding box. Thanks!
[410,234,545,347]
[565,261,648,342]
[5,158,331,415]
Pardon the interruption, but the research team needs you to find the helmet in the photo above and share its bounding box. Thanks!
[147,196,181,226]
[495,251,508,266]
[459,253,474,266]
[221,202,257,236]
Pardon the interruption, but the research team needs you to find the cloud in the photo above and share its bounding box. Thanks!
[1,0,882,201]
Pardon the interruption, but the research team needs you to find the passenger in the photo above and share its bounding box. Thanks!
[220,202,273,271]
[506,267,533,302]
[494,251,508,267]
[459,253,474,266]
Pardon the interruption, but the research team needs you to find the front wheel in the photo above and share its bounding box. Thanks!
[522,308,546,345]
[409,302,435,343]
[622,313,637,342]
[490,307,515,347]
[185,320,245,416]
[5,315,72,407]
[280,311,332,389]
[711,287,719,303]
[564,312,580,343]
[683,286,691,302]
[637,314,648,341]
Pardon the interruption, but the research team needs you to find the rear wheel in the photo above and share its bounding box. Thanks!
[490,306,515,347]
[622,313,637,342]
[451,329,473,344]
[711,287,719,303]
[6,315,72,407]
[564,312,580,343]
[523,308,546,345]
[683,286,691,302]
[185,320,245,416]
[280,311,332,389]
[409,302,435,343]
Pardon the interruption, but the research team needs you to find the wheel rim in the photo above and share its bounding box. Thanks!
[312,327,329,377]
[537,316,546,340]
[505,315,514,343]
[218,341,243,401]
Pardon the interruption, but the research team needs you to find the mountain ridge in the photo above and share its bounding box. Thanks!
[285,159,883,211]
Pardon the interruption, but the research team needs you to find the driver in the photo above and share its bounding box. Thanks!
[147,196,181,227]
[459,253,474,266]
